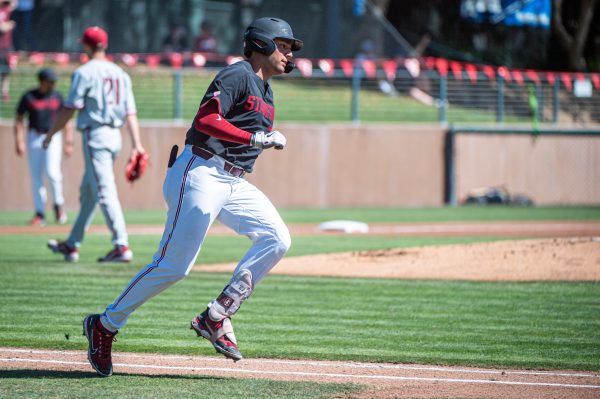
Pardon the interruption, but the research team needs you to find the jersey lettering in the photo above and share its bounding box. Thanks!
[104,77,121,105]
[185,61,276,172]
[244,95,274,121]
[29,98,61,111]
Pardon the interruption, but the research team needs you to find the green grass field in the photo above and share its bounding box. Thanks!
[0,67,527,124]
[2,205,599,226]
[0,207,599,398]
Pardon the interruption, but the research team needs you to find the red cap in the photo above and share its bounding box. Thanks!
[81,26,108,49]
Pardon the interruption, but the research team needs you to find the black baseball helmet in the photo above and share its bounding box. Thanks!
[243,17,303,57]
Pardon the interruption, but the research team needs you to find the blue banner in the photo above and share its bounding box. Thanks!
[460,0,551,29]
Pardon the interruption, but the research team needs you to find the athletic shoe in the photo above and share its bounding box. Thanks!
[47,239,79,262]
[191,310,243,361]
[30,214,46,227]
[54,205,68,225]
[83,314,117,377]
[98,245,133,263]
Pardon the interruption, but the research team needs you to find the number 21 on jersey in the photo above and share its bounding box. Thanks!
[104,77,120,105]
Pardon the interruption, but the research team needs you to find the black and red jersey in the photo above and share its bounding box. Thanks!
[185,60,275,172]
[16,89,64,133]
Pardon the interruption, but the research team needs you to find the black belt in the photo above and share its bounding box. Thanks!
[191,146,246,177]
[81,124,117,130]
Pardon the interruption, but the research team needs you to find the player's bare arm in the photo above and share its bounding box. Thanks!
[63,120,75,157]
[125,113,146,156]
[0,19,14,33]
[42,107,75,150]
[13,113,26,156]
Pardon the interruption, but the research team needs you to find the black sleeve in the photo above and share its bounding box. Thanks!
[207,68,247,117]
[56,92,64,107]
[15,94,28,116]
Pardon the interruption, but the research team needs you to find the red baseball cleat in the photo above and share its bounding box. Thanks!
[98,245,133,263]
[47,239,79,262]
[191,309,243,361]
[83,314,117,377]
[30,214,46,227]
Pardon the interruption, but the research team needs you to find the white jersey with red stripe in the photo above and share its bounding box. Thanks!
[65,59,136,130]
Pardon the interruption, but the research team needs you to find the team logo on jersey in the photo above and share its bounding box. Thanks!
[244,95,274,121]
[210,91,221,98]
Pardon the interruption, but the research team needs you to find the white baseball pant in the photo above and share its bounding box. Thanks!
[27,129,64,214]
[67,126,128,248]
[100,145,291,331]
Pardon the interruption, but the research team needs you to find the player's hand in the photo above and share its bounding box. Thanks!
[251,130,286,150]
[15,140,25,157]
[42,135,52,150]
[131,145,146,158]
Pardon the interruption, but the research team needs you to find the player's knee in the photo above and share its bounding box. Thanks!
[153,261,191,281]
[273,226,291,257]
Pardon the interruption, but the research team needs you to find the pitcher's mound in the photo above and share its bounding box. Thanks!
[194,237,600,281]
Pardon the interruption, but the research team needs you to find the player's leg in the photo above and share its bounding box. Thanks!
[48,153,96,261]
[87,146,130,253]
[1,67,10,103]
[27,131,47,225]
[219,179,291,285]
[44,132,67,224]
[66,137,100,248]
[100,148,231,332]
[85,148,225,377]
[82,128,130,260]
[191,178,290,360]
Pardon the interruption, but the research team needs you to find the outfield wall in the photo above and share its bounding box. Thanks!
[0,121,598,211]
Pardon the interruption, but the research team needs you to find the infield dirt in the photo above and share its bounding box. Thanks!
[196,236,600,281]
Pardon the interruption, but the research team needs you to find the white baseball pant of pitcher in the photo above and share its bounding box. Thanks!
[66,126,128,248]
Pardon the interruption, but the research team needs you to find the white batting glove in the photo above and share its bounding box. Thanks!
[251,130,287,150]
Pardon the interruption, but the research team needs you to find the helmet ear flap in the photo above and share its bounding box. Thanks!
[244,30,276,55]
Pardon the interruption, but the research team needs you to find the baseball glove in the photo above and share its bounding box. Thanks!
[125,152,150,183]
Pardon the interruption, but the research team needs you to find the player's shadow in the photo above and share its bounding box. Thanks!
[0,369,97,379]
[0,369,225,380]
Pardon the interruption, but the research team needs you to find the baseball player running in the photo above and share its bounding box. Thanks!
[43,26,146,263]
[14,68,73,226]
[82,17,302,377]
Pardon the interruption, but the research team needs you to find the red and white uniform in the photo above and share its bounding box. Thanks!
[63,59,137,249]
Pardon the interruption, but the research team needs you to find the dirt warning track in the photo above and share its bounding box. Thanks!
[1,348,599,398]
